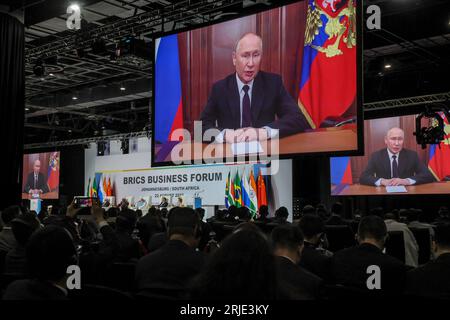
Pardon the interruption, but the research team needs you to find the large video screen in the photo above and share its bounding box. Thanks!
[152,0,361,166]
[330,115,450,196]
[22,152,60,200]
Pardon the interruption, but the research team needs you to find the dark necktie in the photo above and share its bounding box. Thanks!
[34,174,37,189]
[242,85,251,127]
[392,155,399,178]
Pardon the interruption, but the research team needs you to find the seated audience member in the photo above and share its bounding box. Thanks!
[326,202,349,226]
[331,215,407,294]
[435,206,450,224]
[195,207,212,252]
[315,204,329,222]
[0,205,21,252]
[118,198,130,212]
[137,206,166,252]
[189,227,277,300]
[384,211,419,267]
[256,205,270,222]
[147,232,168,253]
[368,207,384,218]
[407,208,435,259]
[135,207,205,298]
[237,206,252,222]
[298,214,332,281]
[405,223,450,298]
[271,224,323,299]
[271,207,290,224]
[4,212,41,275]
[76,201,120,285]
[225,205,240,222]
[114,209,142,262]
[3,225,77,300]
[302,205,316,216]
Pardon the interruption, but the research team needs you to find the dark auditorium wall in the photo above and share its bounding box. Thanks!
[0,12,24,210]
[293,156,332,209]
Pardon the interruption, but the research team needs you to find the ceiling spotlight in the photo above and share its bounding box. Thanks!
[72,96,78,100]
[68,129,72,133]
[384,64,392,69]
[120,86,126,91]
[25,108,30,111]
[49,73,54,76]
[68,3,80,12]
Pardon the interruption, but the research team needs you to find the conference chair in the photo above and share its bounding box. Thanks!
[69,284,133,300]
[385,231,405,263]
[324,225,356,252]
[104,262,136,292]
[409,227,431,265]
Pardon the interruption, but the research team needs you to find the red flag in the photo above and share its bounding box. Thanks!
[257,171,267,207]
[298,0,357,128]
[428,115,450,181]
[47,152,59,191]
[107,177,112,196]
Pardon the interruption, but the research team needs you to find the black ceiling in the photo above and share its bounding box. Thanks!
[16,0,450,148]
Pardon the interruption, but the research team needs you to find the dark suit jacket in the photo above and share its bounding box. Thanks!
[200,71,311,138]
[331,243,407,294]
[359,148,435,186]
[275,256,323,299]
[299,241,333,282]
[405,252,450,298]
[23,172,49,193]
[135,240,205,295]
[3,279,68,300]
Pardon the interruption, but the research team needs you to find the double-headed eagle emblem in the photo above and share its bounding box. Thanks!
[304,0,356,58]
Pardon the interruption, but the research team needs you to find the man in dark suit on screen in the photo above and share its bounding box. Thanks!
[359,127,435,186]
[200,32,311,143]
[23,159,50,194]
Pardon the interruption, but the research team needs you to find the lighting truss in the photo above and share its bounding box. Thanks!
[26,0,244,63]
[364,92,450,111]
[24,130,150,150]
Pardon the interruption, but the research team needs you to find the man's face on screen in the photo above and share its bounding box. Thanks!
[33,160,41,174]
[385,128,404,154]
[233,34,262,84]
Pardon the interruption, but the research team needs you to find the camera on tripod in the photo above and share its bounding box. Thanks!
[414,103,450,149]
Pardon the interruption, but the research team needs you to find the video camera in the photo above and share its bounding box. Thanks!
[414,103,450,149]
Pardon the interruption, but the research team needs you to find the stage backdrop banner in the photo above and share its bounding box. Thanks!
[85,142,292,218]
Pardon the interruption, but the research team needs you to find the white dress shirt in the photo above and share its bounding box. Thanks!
[375,149,416,186]
[214,73,278,143]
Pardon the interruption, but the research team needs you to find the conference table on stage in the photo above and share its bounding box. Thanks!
[332,182,450,196]
[160,125,358,162]
[21,191,59,200]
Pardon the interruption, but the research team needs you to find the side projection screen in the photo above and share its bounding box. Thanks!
[152,0,362,166]
[22,152,60,200]
[330,115,450,196]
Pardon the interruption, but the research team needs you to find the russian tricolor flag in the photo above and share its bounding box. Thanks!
[155,34,184,143]
[428,114,450,181]
[330,157,353,185]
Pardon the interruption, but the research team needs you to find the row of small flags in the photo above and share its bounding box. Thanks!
[86,173,114,203]
[225,169,268,218]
